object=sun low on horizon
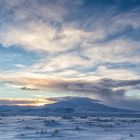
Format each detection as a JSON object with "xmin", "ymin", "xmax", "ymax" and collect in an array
[{"xmin": 0, "ymin": 0, "xmax": 140, "ymax": 110}]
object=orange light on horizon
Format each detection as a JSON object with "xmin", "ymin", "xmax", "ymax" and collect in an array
[{"xmin": 0, "ymin": 98, "xmax": 55, "ymax": 106}]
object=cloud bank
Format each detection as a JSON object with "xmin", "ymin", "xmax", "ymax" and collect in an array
[{"xmin": 0, "ymin": 0, "xmax": 140, "ymax": 109}]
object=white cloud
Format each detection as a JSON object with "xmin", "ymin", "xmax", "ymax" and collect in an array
[
  {"xmin": 31, "ymin": 52, "xmax": 90, "ymax": 72},
  {"xmin": 0, "ymin": 0, "xmax": 140, "ymax": 84},
  {"xmin": 84, "ymin": 39, "xmax": 140, "ymax": 64},
  {"xmin": 94, "ymin": 66, "xmax": 139, "ymax": 80}
]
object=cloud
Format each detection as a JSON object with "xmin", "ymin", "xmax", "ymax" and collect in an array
[
  {"xmin": 0, "ymin": 0, "xmax": 69, "ymax": 24},
  {"xmin": 0, "ymin": 98, "xmax": 55, "ymax": 106},
  {"xmin": 30, "ymin": 52, "xmax": 90, "ymax": 73},
  {"xmin": 0, "ymin": 0, "xmax": 86, "ymax": 53},
  {"xmin": 83, "ymin": 39, "xmax": 140, "ymax": 65},
  {"xmin": 2, "ymin": 77, "xmax": 140, "ymax": 95},
  {"xmin": 0, "ymin": 22, "xmax": 105, "ymax": 53},
  {"xmin": 0, "ymin": 1, "xmax": 140, "ymax": 78},
  {"xmin": 92, "ymin": 66, "xmax": 139, "ymax": 80},
  {"xmin": 1, "ymin": 75, "xmax": 140, "ymax": 109},
  {"xmin": 0, "ymin": 0, "xmax": 140, "ymax": 110},
  {"xmin": 15, "ymin": 64, "xmax": 26, "ymax": 68}
]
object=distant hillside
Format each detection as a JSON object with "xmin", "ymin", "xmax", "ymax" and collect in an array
[
  {"xmin": 44, "ymin": 97, "xmax": 134, "ymax": 114},
  {"xmin": 0, "ymin": 97, "xmax": 138, "ymax": 117}
]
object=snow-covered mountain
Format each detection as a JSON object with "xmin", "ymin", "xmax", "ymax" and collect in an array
[
  {"xmin": 44, "ymin": 97, "xmax": 134, "ymax": 114},
  {"xmin": 0, "ymin": 97, "xmax": 137, "ymax": 116}
]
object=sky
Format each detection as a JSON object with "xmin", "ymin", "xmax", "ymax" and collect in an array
[{"xmin": 0, "ymin": 0, "xmax": 140, "ymax": 110}]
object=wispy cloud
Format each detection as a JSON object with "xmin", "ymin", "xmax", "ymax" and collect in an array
[
  {"xmin": 0, "ymin": 0, "xmax": 140, "ymax": 109},
  {"xmin": 2, "ymin": 77, "xmax": 140, "ymax": 97},
  {"xmin": 0, "ymin": 98, "xmax": 55, "ymax": 106}
]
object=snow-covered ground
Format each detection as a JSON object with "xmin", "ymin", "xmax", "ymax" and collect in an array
[{"xmin": 0, "ymin": 115, "xmax": 140, "ymax": 140}]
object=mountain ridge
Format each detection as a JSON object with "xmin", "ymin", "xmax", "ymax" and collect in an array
[{"xmin": 0, "ymin": 97, "xmax": 138, "ymax": 116}]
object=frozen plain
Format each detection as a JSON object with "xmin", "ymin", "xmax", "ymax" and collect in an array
[{"xmin": 0, "ymin": 115, "xmax": 140, "ymax": 140}]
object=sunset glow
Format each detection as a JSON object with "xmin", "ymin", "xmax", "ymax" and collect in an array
[{"xmin": 0, "ymin": 0, "xmax": 140, "ymax": 110}]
